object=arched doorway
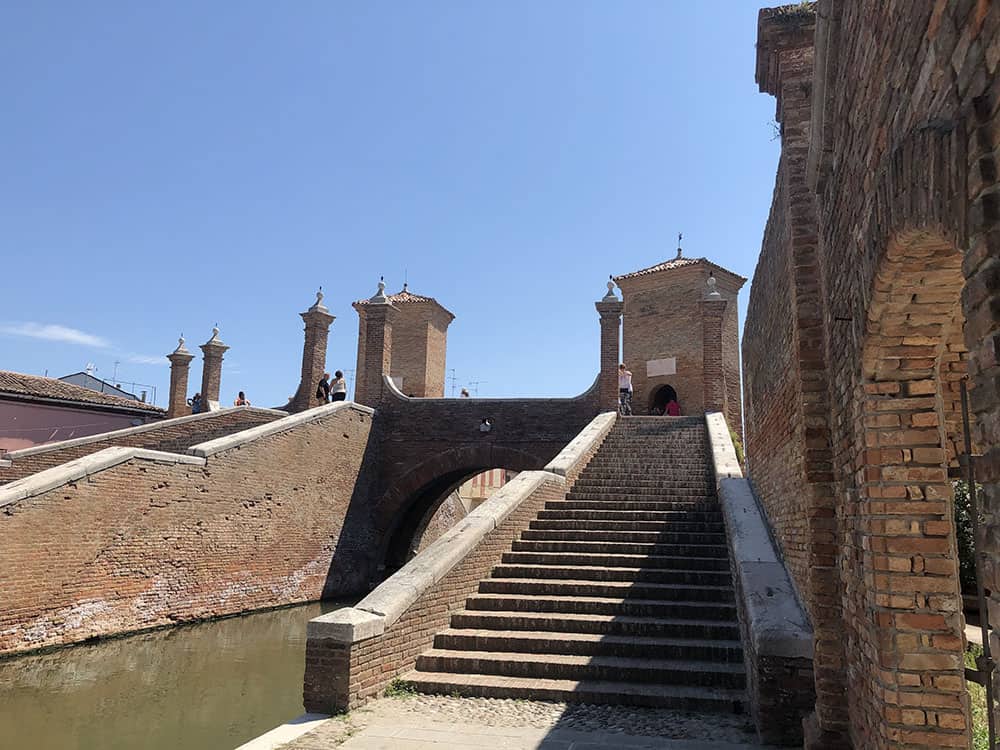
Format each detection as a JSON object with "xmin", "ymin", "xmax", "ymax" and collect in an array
[{"xmin": 649, "ymin": 384, "xmax": 678, "ymax": 415}]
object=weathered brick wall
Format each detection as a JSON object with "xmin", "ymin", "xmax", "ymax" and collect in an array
[
  {"xmin": 303, "ymin": 475, "xmax": 565, "ymax": 712},
  {"xmin": 619, "ymin": 266, "xmax": 742, "ymax": 418},
  {"xmin": 0, "ymin": 405, "xmax": 376, "ymax": 655},
  {"xmin": 747, "ymin": 2, "xmax": 1000, "ymax": 746},
  {"xmin": 372, "ymin": 385, "xmax": 599, "ymax": 567},
  {"xmin": 0, "ymin": 408, "xmax": 283, "ymax": 485},
  {"xmin": 412, "ymin": 491, "xmax": 468, "ymax": 553}
]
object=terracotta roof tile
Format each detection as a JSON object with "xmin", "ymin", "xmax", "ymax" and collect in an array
[
  {"xmin": 613, "ymin": 256, "xmax": 747, "ymax": 283},
  {"xmin": 354, "ymin": 287, "xmax": 455, "ymax": 318},
  {"xmin": 0, "ymin": 370, "xmax": 165, "ymax": 414}
]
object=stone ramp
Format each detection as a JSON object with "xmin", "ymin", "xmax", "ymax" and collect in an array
[{"xmin": 402, "ymin": 416, "xmax": 746, "ymax": 712}]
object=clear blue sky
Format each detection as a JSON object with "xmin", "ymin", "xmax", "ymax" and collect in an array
[{"xmin": 1, "ymin": 1, "xmax": 779, "ymax": 406}]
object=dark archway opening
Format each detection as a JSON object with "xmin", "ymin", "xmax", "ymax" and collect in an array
[
  {"xmin": 649, "ymin": 384, "xmax": 678, "ymax": 415},
  {"xmin": 382, "ymin": 467, "xmax": 486, "ymax": 575}
]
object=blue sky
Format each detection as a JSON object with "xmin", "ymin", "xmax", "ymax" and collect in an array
[{"xmin": 1, "ymin": 1, "xmax": 779, "ymax": 406}]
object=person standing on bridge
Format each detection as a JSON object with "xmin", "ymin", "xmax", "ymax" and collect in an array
[
  {"xmin": 330, "ymin": 371, "xmax": 347, "ymax": 402},
  {"xmin": 316, "ymin": 373, "xmax": 331, "ymax": 403},
  {"xmin": 665, "ymin": 397, "xmax": 680, "ymax": 417},
  {"xmin": 618, "ymin": 364, "xmax": 633, "ymax": 416}
]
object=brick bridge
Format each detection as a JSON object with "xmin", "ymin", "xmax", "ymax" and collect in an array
[{"xmin": 370, "ymin": 377, "xmax": 599, "ymax": 570}]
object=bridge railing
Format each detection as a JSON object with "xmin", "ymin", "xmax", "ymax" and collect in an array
[
  {"xmin": 705, "ymin": 411, "xmax": 814, "ymax": 745},
  {"xmin": 303, "ymin": 411, "xmax": 617, "ymax": 713}
]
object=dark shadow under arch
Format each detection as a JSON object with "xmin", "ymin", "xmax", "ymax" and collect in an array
[
  {"xmin": 648, "ymin": 384, "xmax": 678, "ymax": 415},
  {"xmin": 375, "ymin": 444, "xmax": 543, "ymax": 575}
]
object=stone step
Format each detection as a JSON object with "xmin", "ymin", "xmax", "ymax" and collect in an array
[
  {"xmin": 550, "ymin": 499, "xmax": 719, "ymax": 512},
  {"xmin": 401, "ymin": 671, "xmax": 746, "ymax": 712},
  {"xmin": 510, "ymin": 539, "xmax": 729, "ymax": 558},
  {"xmin": 415, "ymin": 649, "xmax": 746, "ymax": 689},
  {"xmin": 518, "ymin": 529, "xmax": 727, "ymax": 545},
  {"xmin": 448, "ymin": 609, "xmax": 742, "ymax": 640},
  {"xmin": 584, "ymin": 456, "xmax": 709, "ymax": 465},
  {"xmin": 529, "ymin": 518, "xmax": 725, "ymax": 533},
  {"xmin": 567, "ymin": 488, "xmax": 716, "ymax": 500},
  {"xmin": 433, "ymin": 629, "xmax": 744, "ymax": 662},
  {"xmin": 537, "ymin": 508, "xmax": 722, "ymax": 522},
  {"xmin": 501, "ymin": 551, "xmax": 731, "ymax": 571},
  {"xmin": 465, "ymin": 593, "xmax": 737, "ymax": 620},
  {"xmin": 573, "ymin": 480, "xmax": 714, "ymax": 492},
  {"xmin": 491, "ymin": 564, "xmax": 734, "ymax": 586},
  {"xmin": 479, "ymin": 577, "xmax": 735, "ymax": 602}
]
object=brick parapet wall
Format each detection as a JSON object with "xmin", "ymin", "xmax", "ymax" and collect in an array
[
  {"xmin": 303, "ymin": 412, "xmax": 614, "ymax": 712},
  {"xmin": 304, "ymin": 474, "xmax": 566, "ymax": 712},
  {"xmin": 707, "ymin": 411, "xmax": 815, "ymax": 746},
  {"xmin": 0, "ymin": 407, "xmax": 284, "ymax": 485},
  {"xmin": 0, "ymin": 403, "xmax": 376, "ymax": 656}
]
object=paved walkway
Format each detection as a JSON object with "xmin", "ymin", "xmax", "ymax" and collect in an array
[{"xmin": 273, "ymin": 696, "xmax": 785, "ymax": 750}]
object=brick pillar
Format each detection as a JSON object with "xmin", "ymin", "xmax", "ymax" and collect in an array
[
  {"xmin": 166, "ymin": 336, "xmax": 194, "ymax": 418},
  {"xmin": 199, "ymin": 327, "xmax": 229, "ymax": 411},
  {"xmin": 701, "ymin": 276, "xmax": 727, "ymax": 415},
  {"xmin": 356, "ymin": 280, "xmax": 396, "ymax": 408},
  {"xmin": 291, "ymin": 290, "xmax": 337, "ymax": 412},
  {"xmin": 595, "ymin": 279, "xmax": 623, "ymax": 412}
]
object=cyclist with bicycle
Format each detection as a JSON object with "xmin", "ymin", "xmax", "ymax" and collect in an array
[{"xmin": 618, "ymin": 364, "xmax": 633, "ymax": 416}]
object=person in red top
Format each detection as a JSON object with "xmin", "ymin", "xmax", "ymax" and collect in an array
[{"xmin": 665, "ymin": 398, "xmax": 681, "ymax": 416}]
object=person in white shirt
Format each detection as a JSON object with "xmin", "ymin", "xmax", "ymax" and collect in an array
[
  {"xmin": 618, "ymin": 364, "xmax": 633, "ymax": 415},
  {"xmin": 330, "ymin": 370, "xmax": 348, "ymax": 402}
]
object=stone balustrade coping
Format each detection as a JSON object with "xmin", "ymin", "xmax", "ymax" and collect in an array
[
  {"xmin": 2, "ymin": 405, "xmax": 287, "ymax": 461},
  {"xmin": 188, "ymin": 402, "xmax": 373, "ymax": 458}
]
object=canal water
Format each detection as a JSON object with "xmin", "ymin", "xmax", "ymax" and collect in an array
[{"xmin": 0, "ymin": 600, "xmax": 347, "ymax": 750}]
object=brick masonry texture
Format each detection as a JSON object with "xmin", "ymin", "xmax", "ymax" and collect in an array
[
  {"xmin": 371, "ymin": 384, "xmax": 599, "ymax": 569},
  {"xmin": 0, "ymin": 408, "xmax": 282, "ymax": 485},
  {"xmin": 616, "ymin": 264, "xmax": 744, "ymax": 432},
  {"xmin": 745, "ymin": 2, "xmax": 1000, "ymax": 747},
  {"xmin": 0, "ymin": 405, "xmax": 375, "ymax": 655}
]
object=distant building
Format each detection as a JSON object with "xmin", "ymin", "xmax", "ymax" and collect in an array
[
  {"xmin": 58, "ymin": 371, "xmax": 143, "ymax": 402},
  {"xmin": 0, "ymin": 370, "xmax": 165, "ymax": 452},
  {"xmin": 457, "ymin": 468, "xmax": 515, "ymax": 513}
]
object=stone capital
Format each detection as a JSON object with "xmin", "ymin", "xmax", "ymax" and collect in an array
[{"xmin": 595, "ymin": 300, "xmax": 624, "ymax": 318}]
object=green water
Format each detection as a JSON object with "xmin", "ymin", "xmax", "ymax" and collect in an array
[{"xmin": 0, "ymin": 601, "xmax": 346, "ymax": 750}]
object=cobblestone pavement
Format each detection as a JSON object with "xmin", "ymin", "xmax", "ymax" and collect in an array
[{"xmin": 278, "ymin": 695, "xmax": 784, "ymax": 749}]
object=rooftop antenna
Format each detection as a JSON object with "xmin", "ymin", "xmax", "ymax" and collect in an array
[
  {"xmin": 468, "ymin": 380, "xmax": 488, "ymax": 397},
  {"xmin": 448, "ymin": 368, "xmax": 457, "ymax": 397},
  {"xmin": 676, "ymin": 232, "xmax": 683, "ymax": 260}
]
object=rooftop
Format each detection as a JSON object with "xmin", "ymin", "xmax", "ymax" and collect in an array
[
  {"xmin": 613, "ymin": 256, "xmax": 747, "ymax": 284},
  {"xmin": 0, "ymin": 370, "xmax": 165, "ymax": 415},
  {"xmin": 354, "ymin": 284, "xmax": 456, "ymax": 319}
]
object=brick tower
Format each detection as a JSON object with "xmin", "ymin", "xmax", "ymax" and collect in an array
[
  {"xmin": 353, "ymin": 282, "xmax": 455, "ymax": 399},
  {"xmin": 614, "ymin": 246, "xmax": 745, "ymax": 430}
]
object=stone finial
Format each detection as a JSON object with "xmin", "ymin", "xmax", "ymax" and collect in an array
[
  {"xmin": 602, "ymin": 275, "xmax": 619, "ymax": 302},
  {"xmin": 172, "ymin": 335, "xmax": 190, "ymax": 355},
  {"xmin": 309, "ymin": 286, "xmax": 330, "ymax": 313},
  {"xmin": 705, "ymin": 272, "xmax": 722, "ymax": 300},
  {"xmin": 370, "ymin": 276, "xmax": 389, "ymax": 304}
]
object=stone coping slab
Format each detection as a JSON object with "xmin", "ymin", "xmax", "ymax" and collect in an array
[
  {"xmin": 0, "ymin": 447, "xmax": 206, "ymax": 509},
  {"xmin": 704, "ymin": 412, "xmax": 812, "ymax": 660},
  {"xmin": 544, "ymin": 412, "xmax": 616, "ymax": 477},
  {"xmin": 189, "ymin": 401, "xmax": 374, "ymax": 458},
  {"xmin": 382, "ymin": 373, "xmax": 600, "ymax": 402},
  {"xmin": 308, "ymin": 470, "xmax": 564, "ymax": 644},
  {"xmin": 2, "ymin": 405, "xmax": 286, "ymax": 460}
]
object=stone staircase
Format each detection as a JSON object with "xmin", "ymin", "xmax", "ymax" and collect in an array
[{"xmin": 403, "ymin": 416, "xmax": 746, "ymax": 712}]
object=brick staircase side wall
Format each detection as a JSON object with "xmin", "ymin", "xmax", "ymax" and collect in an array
[
  {"xmin": 304, "ymin": 474, "xmax": 566, "ymax": 712},
  {"xmin": 0, "ymin": 403, "xmax": 376, "ymax": 656},
  {"xmin": 303, "ymin": 412, "xmax": 615, "ymax": 713},
  {"xmin": 0, "ymin": 407, "xmax": 284, "ymax": 485}
]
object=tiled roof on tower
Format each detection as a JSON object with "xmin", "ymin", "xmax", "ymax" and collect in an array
[
  {"xmin": 354, "ymin": 283, "xmax": 455, "ymax": 320},
  {"xmin": 613, "ymin": 256, "xmax": 747, "ymax": 283}
]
